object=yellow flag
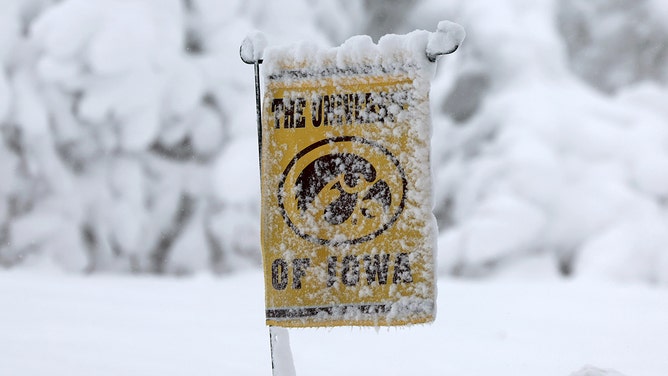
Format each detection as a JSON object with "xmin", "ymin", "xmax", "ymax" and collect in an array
[{"xmin": 260, "ymin": 34, "xmax": 437, "ymax": 327}]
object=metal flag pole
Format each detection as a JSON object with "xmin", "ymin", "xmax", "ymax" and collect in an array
[
  {"xmin": 240, "ymin": 33, "xmax": 297, "ymax": 376},
  {"xmin": 240, "ymin": 35, "xmax": 265, "ymax": 169},
  {"xmin": 268, "ymin": 326, "xmax": 296, "ymax": 376},
  {"xmin": 238, "ymin": 20, "xmax": 465, "ymax": 374}
]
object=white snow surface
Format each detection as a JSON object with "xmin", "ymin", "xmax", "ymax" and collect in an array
[{"xmin": 0, "ymin": 271, "xmax": 666, "ymax": 376}]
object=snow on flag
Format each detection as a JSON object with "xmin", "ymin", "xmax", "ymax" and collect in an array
[{"xmin": 260, "ymin": 30, "xmax": 445, "ymax": 327}]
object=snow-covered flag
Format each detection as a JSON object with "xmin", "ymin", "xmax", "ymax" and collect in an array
[{"xmin": 258, "ymin": 23, "xmax": 463, "ymax": 327}]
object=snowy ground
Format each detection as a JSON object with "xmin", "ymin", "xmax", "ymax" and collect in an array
[{"xmin": 1, "ymin": 272, "xmax": 667, "ymax": 376}]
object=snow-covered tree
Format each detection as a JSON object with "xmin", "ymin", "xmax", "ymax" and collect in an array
[
  {"xmin": 0, "ymin": 0, "xmax": 358, "ymax": 274},
  {"xmin": 557, "ymin": 0, "xmax": 668, "ymax": 93},
  {"xmin": 407, "ymin": 0, "xmax": 668, "ymax": 285},
  {"xmin": 1, "ymin": 0, "xmax": 667, "ymax": 286}
]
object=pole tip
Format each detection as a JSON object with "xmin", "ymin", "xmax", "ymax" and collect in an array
[
  {"xmin": 426, "ymin": 20, "xmax": 466, "ymax": 62},
  {"xmin": 240, "ymin": 31, "xmax": 267, "ymax": 64}
]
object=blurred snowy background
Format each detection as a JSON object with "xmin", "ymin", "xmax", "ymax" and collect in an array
[{"xmin": 1, "ymin": 0, "xmax": 667, "ymax": 285}]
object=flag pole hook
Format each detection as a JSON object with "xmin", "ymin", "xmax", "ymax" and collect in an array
[{"xmin": 425, "ymin": 20, "xmax": 466, "ymax": 62}]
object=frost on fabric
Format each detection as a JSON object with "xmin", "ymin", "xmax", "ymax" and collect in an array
[{"xmin": 259, "ymin": 26, "xmax": 453, "ymax": 327}]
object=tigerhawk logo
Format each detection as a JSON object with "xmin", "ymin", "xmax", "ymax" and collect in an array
[{"xmin": 278, "ymin": 136, "xmax": 407, "ymax": 245}]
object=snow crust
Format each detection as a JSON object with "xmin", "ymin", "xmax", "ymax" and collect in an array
[{"xmin": 262, "ymin": 29, "xmax": 438, "ymax": 79}]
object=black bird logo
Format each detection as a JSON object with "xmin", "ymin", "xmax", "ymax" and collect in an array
[{"xmin": 295, "ymin": 153, "xmax": 391, "ymax": 226}]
